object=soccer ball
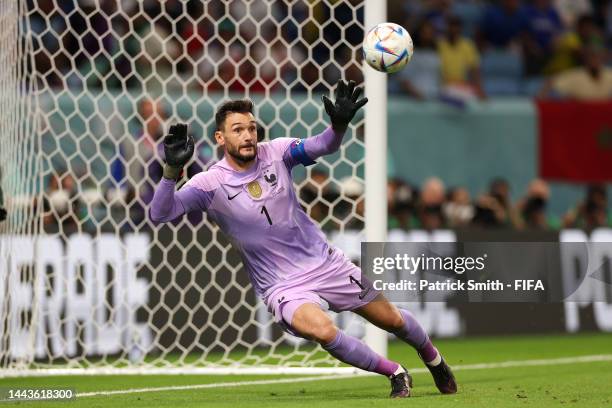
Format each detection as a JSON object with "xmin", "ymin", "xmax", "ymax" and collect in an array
[{"xmin": 362, "ymin": 22, "xmax": 413, "ymax": 73}]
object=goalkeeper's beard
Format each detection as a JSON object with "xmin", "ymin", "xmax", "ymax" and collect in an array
[{"xmin": 226, "ymin": 143, "xmax": 257, "ymax": 164}]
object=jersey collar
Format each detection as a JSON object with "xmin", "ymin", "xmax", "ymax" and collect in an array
[{"xmin": 214, "ymin": 153, "xmax": 261, "ymax": 186}]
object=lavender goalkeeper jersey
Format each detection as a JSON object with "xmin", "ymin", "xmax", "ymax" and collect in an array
[{"xmin": 150, "ymin": 127, "xmax": 344, "ymax": 297}]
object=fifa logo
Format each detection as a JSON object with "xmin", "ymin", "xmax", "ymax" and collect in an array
[{"xmin": 264, "ymin": 171, "xmax": 277, "ymax": 187}]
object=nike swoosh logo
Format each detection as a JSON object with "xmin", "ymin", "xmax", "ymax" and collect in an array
[
  {"xmin": 228, "ymin": 192, "xmax": 242, "ymax": 200},
  {"xmin": 358, "ymin": 287, "xmax": 372, "ymax": 300}
]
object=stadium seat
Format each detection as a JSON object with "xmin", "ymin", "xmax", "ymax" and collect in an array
[
  {"xmin": 451, "ymin": 2, "xmax": 485, "ymax": 37},
  {"xmin": 480, "ymin": 50, "xmax": 522, "ymax": 96},
  {"xmin": 483, "ymin": 78, "xmax": 521, "ymax": 96},
  {"xmin": 521, "ymin": 77, "xmax": 545, "ymax": 97}
]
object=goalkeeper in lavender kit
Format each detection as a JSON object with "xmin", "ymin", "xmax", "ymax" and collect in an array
[{"xmin": 150, "ymin": 80, "xmax": 456, "ymax": 398}]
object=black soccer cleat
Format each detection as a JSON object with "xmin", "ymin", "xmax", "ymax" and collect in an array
[
  {"xmin": 426, "ymin": 357, "xmax": 457, "ymax": 394},
  {"xmin": 389, "ymin": 365, "xmax": 413, "ymax": 398}
]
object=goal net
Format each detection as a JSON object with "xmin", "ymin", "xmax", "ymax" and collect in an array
[{"xmin": 0, "ymin": 0, "xmax": 374, "ymax": 375}]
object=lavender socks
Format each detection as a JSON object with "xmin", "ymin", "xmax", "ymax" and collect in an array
[
  {"xmin": 322, "ymin": 309, "xmax": 441, "ymax": 377},
  {"xmin": 323, "ymin": 330, "xmax": 399, "ymax": 376},
  {"xmin": 393, "ymin": 309, "xmax": 440, "ymax": 365}
]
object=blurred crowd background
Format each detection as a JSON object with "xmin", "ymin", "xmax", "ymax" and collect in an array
[
  {"xmin": 300, "ymin": 173, "xmax": 610, "ymax": 232},
  {"xmin": 41, "ymin": 162, "xmax": 610, "ymax": 234},
  {"xmin": 391, "ymin": 0, "xmax": 612, "ymax": 100},
  {"xmin": 18, "ymin": 0, "xmax": 612, "ymax": 234},
  {"xmin": 27, "ymin": 0, "xmax": 612, "ymax": 99}
]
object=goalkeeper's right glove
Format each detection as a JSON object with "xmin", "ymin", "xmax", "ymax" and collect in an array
[
  {"xmin": 162, "ymin": 123, "xmax": 194, "ymax": 180},
  {"xmin": 322, "ymin": 79, "xmax": 368, "ymax": 132}
]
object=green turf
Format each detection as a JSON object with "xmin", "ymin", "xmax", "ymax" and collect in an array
[{"xmin": 2, "ymin": 332, "xmax": 611, "ymax": 407}]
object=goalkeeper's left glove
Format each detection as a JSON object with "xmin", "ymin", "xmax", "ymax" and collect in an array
[
  {"xmin": 322, "ymin": 79, "xmax": 368, "ymax": 132},
  {"xmin": 162, "ymin": 123, "xmax": 194, "ymax": 180}
]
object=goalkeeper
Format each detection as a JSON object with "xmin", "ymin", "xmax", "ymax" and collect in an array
[{"xmin": 150, "ymin": 80, "xmax": 456, "ymax": 398}]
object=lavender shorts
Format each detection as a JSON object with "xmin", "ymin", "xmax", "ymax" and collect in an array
[{"xmin": 264, "ymin": 248, "xmax": 379, "ymax": 336}]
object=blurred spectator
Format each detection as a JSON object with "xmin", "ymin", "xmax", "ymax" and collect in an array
[
  {"xmin": 489, "ymin": 177, "xmax": 523, "ymax": 228},
  {"xmin": 515, "ymin": 178, "xmax": 559, "ymax": 229},
  {"xmin": 471, "ymin": 194, "xmax": 508, "ymax": 227},
  {"xmin": 522, "ymin": 0, "xmax": 564, "ymax": 76},
  {"xmin": 300, "ymin": 169, "xmax": 336, "ymax": 227},
  {"xmin": 478, "ymin": 0, "xmax": 528, "ymax": 49},
  {"xmin": 79, "ymin": 177, "xmax": 105, "ymax": 233},
  {"xmin": 539, "ymin": 43, "xmax": 612, "ymax": 100},
  {"xmin": 334, "ymin": 176, "xmax": 364, "ymax": 230},
  {"xmin": 603, "ymin": 1, "xmax": 612, "ymax": 45},
  {"xmin": 388, "ymin": 178, "xmax": 415, "ymax": 229},
  {"xmin": 585, "ymin": 183, "xmax": 608, "ymax": 210},
  {"xmin": 554, "ymin": 0, "xmax": 593, "ymax": 28},
  {"xmin": 43, "ymin": 172, "xmax": 79, "ymax": 234},
  {"xmin": 417, "ymin": 177, "xmax": 446, "ymax": 230},
  {"xmin": 563, "ymin": 184, "xmax": 610, "ymax": 230},
  {"xmin": 521, "ymin": 196, "xmax": 549, "ymax": 229},
  {"xmin": 545, "ymin": 14, "xmax": 603, "ymax": 75},
  {"xmin": 444, "ymin": 186, "xmax": 474, "ymax": 227},
  {"xmin": 470, "ymin": 177, "xmax": 515, "ymax": 228},
  {"xmin": 399, "ymin": 20, "xmax": 441, "ymax": 100},
  {"xmin": 525, "ymin": 178, "xmax": 551, "ymax": 201},
  {"xmin": 489, "ymin": 178, "xmax": 512, "ymax": 209},
  {"xmin": 389, "ymin": 0, "xmax": 425, "ymax": 35},
  {"xmin": 583, "ymin": 199, "xmax": 609, "ymax": 230},
  {"xmin": 424, "ymin": 0, "xmax": 453, "ymax": 36},
  {"xmin": 438, "ymin": 15, "xmax": 486, "ymax": 100}
]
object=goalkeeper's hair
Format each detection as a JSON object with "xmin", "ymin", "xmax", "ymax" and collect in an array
[{"xmin": 215, "ymin": 99, "xmax": 254, "ymax": 131}]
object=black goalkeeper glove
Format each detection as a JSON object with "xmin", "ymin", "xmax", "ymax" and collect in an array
[
  {"xmin": 322, "ymin": 79, "xmax": 368, "ymax": 132},
  {"xmin": 0, "ymin": 207, "xmax": 6, "ymax": 222},
  {"xmin": 162, "ymin": 123, "xmax": 194, "ymax": 180}
]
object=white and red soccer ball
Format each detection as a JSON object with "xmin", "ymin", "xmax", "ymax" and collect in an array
[{"xmin": 362, "ymin": 22, "xmax": 413, "ymax": 73}]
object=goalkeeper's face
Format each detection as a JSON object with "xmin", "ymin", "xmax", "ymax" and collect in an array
[{"xmin": 216, "ymin": 112, "xmax": 258, "ymax": 164}]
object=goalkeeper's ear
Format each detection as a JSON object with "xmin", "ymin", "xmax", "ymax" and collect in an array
[{"xmin": 214, "ymin": 130, "xmax": 225, "ymax": 146}]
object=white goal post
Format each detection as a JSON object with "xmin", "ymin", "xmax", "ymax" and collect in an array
[
  {"xmin": 0, "ymin": 0, "xmax": 387, "ymax": 376},
  {"xmin": 363, "ymin": 0, "xmax": 388, "ymax": 357}
]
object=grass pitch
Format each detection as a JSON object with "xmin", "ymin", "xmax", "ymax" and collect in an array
[{"xmin": 2, "ymin": 332, "xmax": 611, "ymax": 407}]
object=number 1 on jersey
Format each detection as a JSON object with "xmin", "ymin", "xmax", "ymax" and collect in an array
[{"xmin": 261, "ymin": 205, "xmax": 272, "ymax": 225}]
